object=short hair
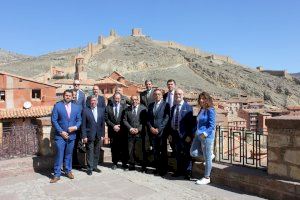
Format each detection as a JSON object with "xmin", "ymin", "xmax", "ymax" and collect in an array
[
  {"xmin": 153, "ymin": 88, "xmax": 162, "ymax": 93},
  {"xmin": 175, "ymin": 88, "xmax": 184, "ymax": 94},
  {"xmin": 73, "ymin": 79, "xmax": 80, "ymax": 85},
  {"xmin": 63, "ymin": 89, "xmax": 73, "ymax": 96},
  {"xmin": 131, "ymin": 95, "xmax": 139, "ymax": 100},
  {"xmin": 167, "ymin": 79, "xmax": 176, "ymax": 85},
  {"xmin": 198, "ymin": 92, "xmax": 214, "ymax": 108},
  {"xmin": 93, "ymin": 85, "xmax": 99, "ymax": 89},
  {"xmin": 90, "ymin": 95, "xmax": 98, "ymax": 101},
  {"xmin": 113, "ymin": 92, "xmax": 121, "ymax": 98},
  {"xmin": 144, "ymin": 80, "xmax": 152, "ymax": 85}
]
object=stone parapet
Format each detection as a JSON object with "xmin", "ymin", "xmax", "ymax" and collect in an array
[
  {"xmin": 193, "ymin": 162, "xmax": 300, "ymax": 200},
  {"xmin": 266, "ymin": 116, "xmax": 300, "ymax": 181}
]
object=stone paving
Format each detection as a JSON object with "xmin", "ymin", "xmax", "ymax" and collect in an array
[{"xmin": 0, "ymin": 163, "xmax": 266, "ymax": 200}]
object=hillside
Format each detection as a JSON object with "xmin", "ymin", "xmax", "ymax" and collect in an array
[
  {"xmin": 1, "ymin": 36, "xmax": 300, "ymax": 107},
  {"xmin": 0, "ymin": 48, "xmax": 32, "ymax": 65}
]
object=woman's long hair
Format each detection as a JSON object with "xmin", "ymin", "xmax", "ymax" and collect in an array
[{"xmin": 198, "ymin": 92, "xmax": 214, "ymax": 109}]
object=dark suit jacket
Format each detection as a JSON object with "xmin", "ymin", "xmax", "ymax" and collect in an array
[
  {"xmin": 105, "ymin": 103, "xmax": 127, "ymax": 138},
  {"xmin": 140, "ymin": 89, "xmax": 154, "ymax": 108},
  {"xmin": 147, "ymin": 101, "xmax": 170, "ymax": 137},
  {"xmin": 123, "ymin": 104, "xmax": 147, "ymax": 135},
  {"xmin": 86, "ymin": 95, "xmax": 105, "ymax": 108},
  {"xmin": 81, "ymin": 107, "xmax": 105, "ymax": 141},
  {"xmin": 51, "ymin": 101, "xmax": 82, "ymax": 140},
  {"xmin": 170, "ymin": 101, "xmax": 193, "ymax": 139},
  {"xmin": 107, "ymin": 95, "xmax": 131, "ymax": 106}
]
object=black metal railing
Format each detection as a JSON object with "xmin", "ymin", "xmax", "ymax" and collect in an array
[
  {"xmin": 215, "ymin": 126, "xmax": 268, "ymax": 169},
  {"xmin": 0, "ymin": 125, "xmax": 38, "ymax": 160}
]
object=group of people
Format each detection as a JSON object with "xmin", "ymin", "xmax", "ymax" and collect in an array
[{"xmin": 50, "ymin": 79, "xmax": 216, "ymax": 186}]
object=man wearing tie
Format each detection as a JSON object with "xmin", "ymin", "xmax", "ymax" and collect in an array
[
  {"xmin": 123, "ymin": 95, "xmax": 147, "ymax": 171},
  {"xmin": 82, "ymin": 96, "xmax": 105, "ymax": 175},
  {"xmin": 140, "ymin": 80, "xmax": 155, "ymax": 108},
  {"xmin": 105, "ymin": 92, "xmax": 128, "ymax": 170},
  {"xmin": 147, "ymin": 89, "xmax": 170, "ymax": 176},
  {"xmin": 163, "ymin": 79, "xmax": 176, "ymax": 155},
  {"xmin": 107, "ymin": 86, "xmax": 131, "ymax": 106},
  {"xmin": 50, "ymin": 90, "xmax": 82, "ymax": 183},
  {"xmin": 73, "ymin": 79, "xmax": 86, "ymax": 109},
  {"xmin": 72, "ymin": 80, "xmax": 85, "ymax": 168},
  {"xmin": 86, "ymin": 85, "xmax": 105, "ymax": 108},
  {"xmin": 170, "ymin": 89, "xmax": 194, "ymax": 179}
]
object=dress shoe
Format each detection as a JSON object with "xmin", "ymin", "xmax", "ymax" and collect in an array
[
  {"xmin": 111, "ymin": 164, "xmax": 117, "ymax": 170},
  {"xmin": 184, "ymin": 171, "xmax": 192, "ymax": 180},
  {"xmin": 122, "ymin": 164, "xmax": 129, "ymax": 171},
  {"xmin": 50, "ymin": 176, "xmax": 60, "ymax": 183},
  {"xmin": 128, "ymin": 165, "xmax": 135, "ymax": 171},
  {"xmin": 141, "ymin": 167, "xmax": 147, "ymax": 173},
  {"xmin": 87, "ymin": 170, "xmax": 92, "ymax": 176},
  {"xmin": 93, "ymin": 168, "xmax": 102, "ymax": 173},
  {"xmin": 172, "ymin": 172, "xmax": 182, "ymax": 177},
  {"xmin": 67, "ymin": 172, "xmax": 74, "ymax": 179}
]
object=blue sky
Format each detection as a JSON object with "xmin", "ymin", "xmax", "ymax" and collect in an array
[{"xmin": 0, "ymin": 0, "xmax": 299, "ymax": 72}]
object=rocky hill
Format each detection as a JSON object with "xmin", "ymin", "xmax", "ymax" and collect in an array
[
  {"xmin": 0, "ymin": 48, "xmax": 32, "ymax": 65},
  {"xmin": 1, "ymin": 36, "xmax": 300, "ymax": 107},
  {"xmin": 291, "ymin": 73, "xmax": 300, "ymax": 80}
]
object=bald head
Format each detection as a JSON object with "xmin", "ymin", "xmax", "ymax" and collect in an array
[{"xmin": 174, "ymin": 89, "xmax": 184, "ymax": 104}]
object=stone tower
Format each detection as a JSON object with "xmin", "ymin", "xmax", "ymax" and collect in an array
[{"xmin": 74, "ymin": 53, "xmax": 87, "ymax": 80}]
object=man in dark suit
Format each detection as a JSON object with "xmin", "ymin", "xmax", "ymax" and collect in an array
[
  {"xmin": 163, "ymin": 79, "xmax": 177, "ymax": 156},
  {"xmin": 123, "ymin": 95, "xmax": 147, "ymax": 171},
  {"xmin": 72, "ymin": 80, "xmax": 86, "ymax": 168},
  {"xmin": 86, "ymin": 85, "xmax": 105, "ymax": 108},
  {"xmin": 73, "ymin": 79, "xmax": 86, "ymax": 109},
  {"xmin": 82, "ymin": 96, "xmax": 105, "ymax": 175},
  {"xmin": 105, "ymin": 92, "xmax": 128, "ymax": 170},
  {"xmin": 50, "ymin": 89, "xmax": 82, "ymax": 183},
  {"xmin": 107, "ymin": 86, "xmax": 131, "ymax": 106},
  {"xmin": 170, "ymin": 89, "xmax": 193, "ymax": 179},
  {"xmin": 140, "ymin": 80, "xmax": 155, "ymax": 108},
  {"xmin": 147, "ymin": 89, "xmax": 170, "ymax": 176}
]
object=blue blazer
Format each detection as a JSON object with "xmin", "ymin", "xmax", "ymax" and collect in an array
[
  {"xmin": 147, "ymin": 101, "xmax": 170, "ymax": 137},
  {"xmin": 74, "ymin": 90, "xmax": 86, "ymax": 109},
  {"xmin": 196, "ymin": 107, "xmax": 216, "ymax": 139},
  {"xmin": 51, "ymin": 101, "xmax": 82, "ymax": 140},
  {"xmin": 170, "ymin": 101, "xmax": 193, "ymax": 139},
  {"xmin": 81, "ymin": 107, "xmax": 105, "ymax": 141}
]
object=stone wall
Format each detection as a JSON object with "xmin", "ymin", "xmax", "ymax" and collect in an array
[{"xmin": 266, "ymin": 116, "xmax": 300, "ymax": 181}]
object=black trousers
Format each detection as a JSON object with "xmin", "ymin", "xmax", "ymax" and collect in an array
[
  {"xmin": 128, "ymin": 134, "xmax": 146, "ymax": 168},
  {"xmin": 110, "ymin": 134, "xmax": 128, "ymax": 165},
  {"xmin": 86, "ymin": 138, "xmax": 101, "ymax": 171},
  {"xmin": 151, "ymin": 135, "xmax": 168, "ymax": 173},
  {"xmin": 173, "ymin": 131, "xmax": 192, "ymax": 174}
]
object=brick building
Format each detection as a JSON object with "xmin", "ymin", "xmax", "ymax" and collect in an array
[{"xmin": 0, "ymin": 71, "xmax": 58, "ymax": 109}]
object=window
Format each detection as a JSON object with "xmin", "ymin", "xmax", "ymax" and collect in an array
[
  {"xmin": 0, "ymin": 91, "xmax": 5, "ymax": 101},
  {"xmin": 32, "ymin": 89, "xmax": 41, "ymax": 100}
]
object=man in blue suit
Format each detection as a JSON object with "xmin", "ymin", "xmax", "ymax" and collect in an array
[
  {"xmin": 170, "ymin": 89, "xmax": 194, "ymax": 179},
  {"xmin": 147, "ymin": 89, "xmax": 170, "ymax": 176},
  {"xmin": 82, "ymin": 95, "xmax": 105, "ymax": 175},
  {"xmin": 50, "ymin": 89, "xmax": 82, "ymax": 183},
  {"xmin": 73, "ymin": 79, "xmax": 86, "ymax": 109}
]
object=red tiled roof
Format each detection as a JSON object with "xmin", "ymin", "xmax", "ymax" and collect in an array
[
  {"xmin": 0, "ymin": 106, "xmax": 53, "ymax": 119},
  {"xmin": 0, "ymin": 71, "xmax": 58, "ymax": 88},
  {"xmin": 96, "ymin": 77, "xmax": 127, "ymax": 87}
]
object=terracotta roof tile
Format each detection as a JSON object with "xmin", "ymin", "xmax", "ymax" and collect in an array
[{"xmin": 0, "ymin": 106, "xmax": 53, "ymax": 119}]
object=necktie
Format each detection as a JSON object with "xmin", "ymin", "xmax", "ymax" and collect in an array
[
  {"xmin": 167, "ymin": 92, "xmax": 173, "ymax": 107},
  {"xmin": 133, "ymin": 106, "xmax": 137, "ymax": 116},
  {"xmin": 114, "ymin": 105, "xmax": 119, "ymax": 118},
  {"xmin": 93, "ymin": 108, "xmax": 97, "ymax": 122},
  {"xmin": 66, "ymin": 103, "xmax": 71, "ymax": 119},
  {"xmin": 174, "ymin": 105, "xmax": 180, "ymax": 130}
]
